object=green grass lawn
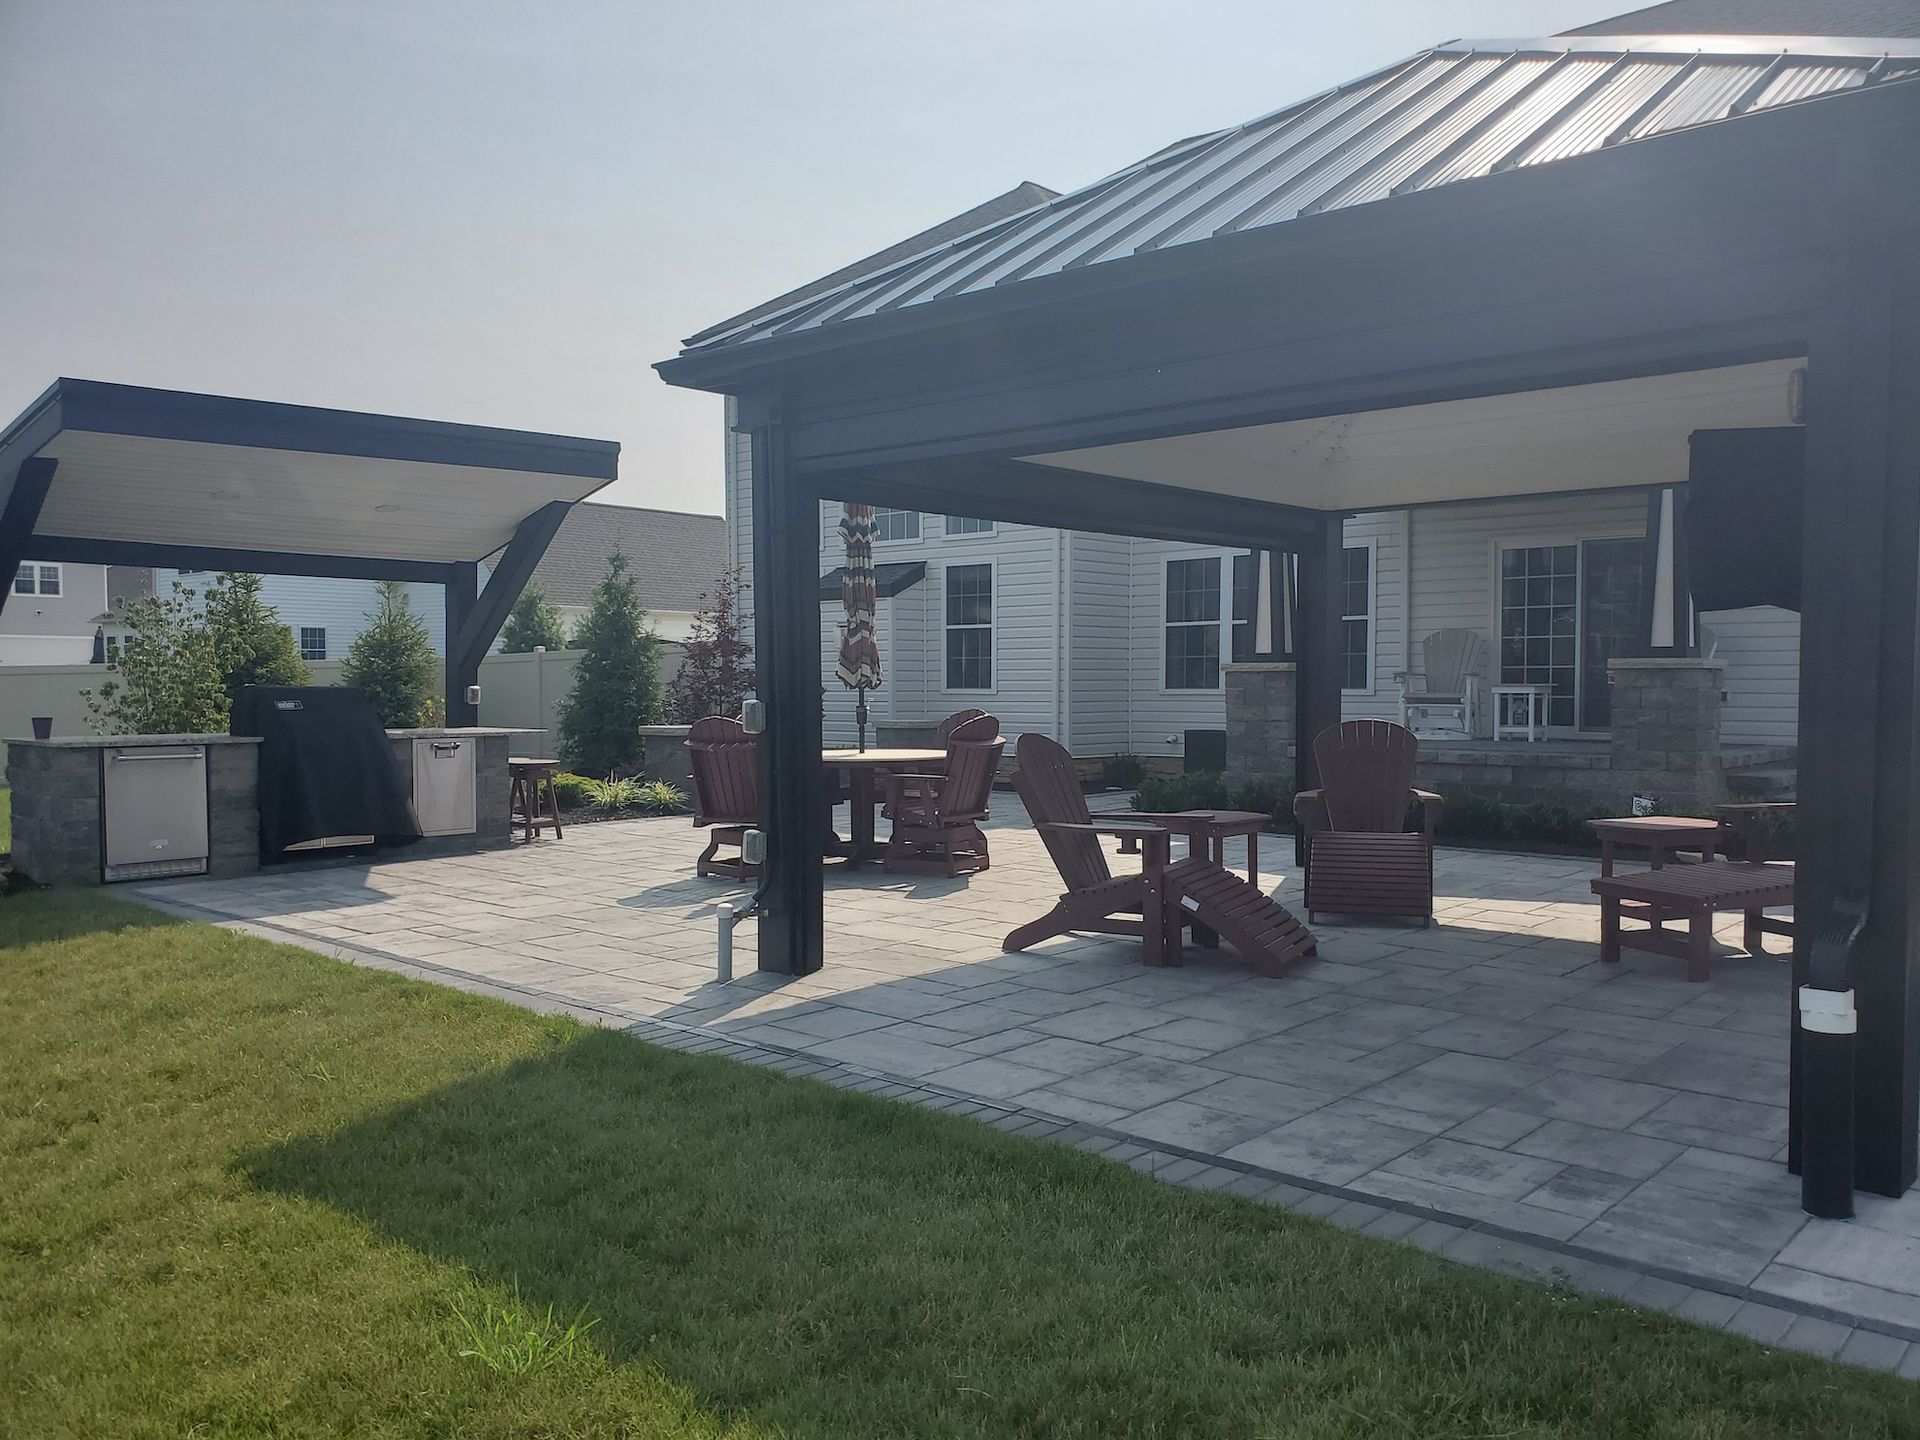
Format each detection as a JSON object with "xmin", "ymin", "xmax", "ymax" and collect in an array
[
  {"xmin": 0, "ymin": 786, "xmax": 11, "ymax": 852},
  {"xmin": 3, "ymin": 891, "xmax": 1915, "ymax": 1439}
]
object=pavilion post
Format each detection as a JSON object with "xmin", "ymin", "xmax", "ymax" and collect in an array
[
  {"xmin": 444, "ymin": 563, "xmax": 480, "ymax": 727},
  {"xmin": 0, "ymin": 457, "xmax": 57, "ymax": 625},
  {"xmin": 1793, "ymin": 223, "xmax": 1920, "ymax": 1199},
  {"xmin": 747, "ymin": 403, "xmax": 826, "ymax": 976},
  {"xmin": 1293, "ymin": 515, "xmax": 1344, "ymax": 796}
]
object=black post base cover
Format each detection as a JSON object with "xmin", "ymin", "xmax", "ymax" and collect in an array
[{"xmin": 231, "ymin": 686, "xmax": 423, "ymax": 859}]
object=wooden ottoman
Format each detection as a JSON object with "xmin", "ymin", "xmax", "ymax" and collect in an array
[{"xmin": 1590, "ymin": 861, "xmax": 1794, "ymax": 982}]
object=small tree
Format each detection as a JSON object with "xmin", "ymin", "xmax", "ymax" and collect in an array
[
  {"xmin": 556, "ymin": 553, "xmax": 660, "ymax": 775},
  {"xmin": 499, "ymin": 578, "xmax": 569, "ymax": 653},
  {"xmin": 84, "ymin": 582, "xmax": 229, "ymax": 735},
  {"xmin": 666, "ymin": 569, "xmax": 754, "ymax": 722},
  {"xmin": 340, "ymin": 580, "xmax": 438, "ymax": 726},
  {"xmin": 204, "ymin": 571, "xmax": 309, "ymax": 703}
]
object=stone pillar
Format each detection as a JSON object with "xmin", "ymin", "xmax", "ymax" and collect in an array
[
  {"xmin": 1224, "ymin": 662, "xmax": 1296, "ymax": 788},
  {"xmin": 1606, "ymin": 657, "xmax": 1727, "ymax": 812}
]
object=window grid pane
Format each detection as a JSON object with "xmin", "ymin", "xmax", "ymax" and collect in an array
[
  {"xmin": 37, "ymin": 565, "xmax": 60, "ymax": 596},
  {"xmin": 299, "ymin": 627, "xmax": 327, "ymax": 661},
  {"xmin": 944, "ymin": 515, "xmax": 992, "ymax": 535},
  {"xmin": 1165, "ymin": 623, "xmax": 1220, "ymax": 690},
  {"xmin": 1165, "ymin": 557, "xmax": 1221, "ymax": 624},
  {"xmin": 1499, "ymin": 544, "xmax": 1579, "ymax": 728},
  {"xmin": 944, "ymin": 564, "xmax": 992, "ymax": 689},
  {"xmin": 12, "ymin": 567, "xmax": 32, "ymax": 595},
  {"xmin": 873, "ymin": 508, "xmax": 920, "ymax": 542}
]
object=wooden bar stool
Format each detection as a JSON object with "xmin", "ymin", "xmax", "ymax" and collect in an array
[{"xmin": 509, "ymin": 758, "xmax": 564, "ymax": 841}]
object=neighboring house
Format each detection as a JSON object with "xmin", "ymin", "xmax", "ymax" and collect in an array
[
  {"xmin": 529, "ymin": 501, "xmax": 726, "ymax": 644},
  {"xmin": 150, "ymin": 572, "xmax": 452, "ymax": 662},
  {"xmin": 151, "ymin": 501, "xmax": 726, "ymax": 659},
  {"xmin": 718, "ymin": 5, "xmax": 1918, "ymax": 762},
  {"xmin": 1, "ymin": 561, "xmax": 152, "ymax": 664}
]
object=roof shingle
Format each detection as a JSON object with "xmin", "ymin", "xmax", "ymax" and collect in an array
[{"xmin": 531, "ymin": 502, "xmax": 727, "ymax": 614}]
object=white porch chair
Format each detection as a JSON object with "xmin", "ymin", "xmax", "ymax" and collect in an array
[{"xmin": 1396, "ymin": 628, "xmax": 1484, "ymax": 737}]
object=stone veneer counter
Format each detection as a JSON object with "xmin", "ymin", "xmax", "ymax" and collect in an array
[
  {"xmin": 6, "ymin": 734, "xmax": 262, "ymax": 886},
  {"xmin": 6, "ymin": 728, "xmax": 539, "ymax": 886}
]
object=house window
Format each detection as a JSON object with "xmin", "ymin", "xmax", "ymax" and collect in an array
[
  {"xmin": 1499, "ymin": 544, "xmax": 1580, "ymax": 729},
  {"xmin": 945, "ymin": 515, "xmax": 993, "ymax": 536},
  {"xmin": 944, "ymin": 563, "xmax": 993, "ymax": 690},
  {"xmin": 1164, "ymin": 555, "xmax": 1223, "ymax": 689},
  {"xmin": 299, "ymin": 627, "xmax": 327, "ymax": 661},
  {"xmin": 13, "ymin": 562, "xmax": 60, "ymax": 596},
  {"xmin": 872, "ymin": 508, "xmax": 920, "ymax": 543},
  {"xmin": 1342, "ymin": 545, "xmax": 1374, "ymax": 691}
]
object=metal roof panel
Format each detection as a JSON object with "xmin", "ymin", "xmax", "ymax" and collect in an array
[{"xmin": 682, "ymin": 35, "xmax": 1920, "ymax": 355}]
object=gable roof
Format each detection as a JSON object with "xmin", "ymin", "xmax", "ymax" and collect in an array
[
  {"xmin": 680, "ymin": 34, "xmax": 1920, "ymax": 357},
  {"xmin": 690, "ymin": 181, "xmax": 1061, "ymax": 345},
  {"xmin": 531, "ymin": 502, "xmax": 727, "ymax": 614},
  {"xmin": 1569, "ymin": 1, "xmax": 1920, "ymax": 38}
]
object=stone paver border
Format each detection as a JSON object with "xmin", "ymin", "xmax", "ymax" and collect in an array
[{"xmin": 128, "ymin": 888, "xmax": 1920, "ymax": 1378}]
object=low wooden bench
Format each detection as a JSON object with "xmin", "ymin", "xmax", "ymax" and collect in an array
[{"xmin": 1590, "ymin": 861, "xmax": 1794, "ymax": 983}]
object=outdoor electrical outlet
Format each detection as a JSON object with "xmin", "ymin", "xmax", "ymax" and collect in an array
[
  {"xmin": 465, "ymin": 685, "xmax": 482, "ymax": 706},
  {"xmin": 741, "ymin": 698, "xmax": 766, "ymax": 733},
  {"xmin": 742, "ymin": 830, "xmax": 766, "ymax": 866}
]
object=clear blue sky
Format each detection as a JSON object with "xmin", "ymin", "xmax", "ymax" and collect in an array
[{"xmin": 0, "ymin": 1, "xmax": 1617, "ymax": 514}]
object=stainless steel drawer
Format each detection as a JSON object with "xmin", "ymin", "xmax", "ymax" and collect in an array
[
  {"xmin": 102, "ymin": 746, "xmax": 209, "ymax": 881},
  {"xmin": 412, "ymin": 737, "xmax": 476, "ymax": 836}
]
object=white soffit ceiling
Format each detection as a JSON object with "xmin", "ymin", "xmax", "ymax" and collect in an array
[
  {"xmin": 1026, "ymin": 359, "xmax": 1802, "ymax": 510},
  {"xmin": 33, "ymin": 431, "xmax": 606, "ymax": 563}
]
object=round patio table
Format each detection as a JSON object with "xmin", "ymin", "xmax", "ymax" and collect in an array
[{"xmin": 822, "ymin": 748, "xmax": 946, "ymax": 867}]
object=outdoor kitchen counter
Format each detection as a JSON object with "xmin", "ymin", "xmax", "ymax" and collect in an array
[
  {"xmin": 7, "ymin": 733, "xmax": 262, "ymax": 748},
  {"xmin": 5, "ymin": 733, "xmax": 263, "ymax": 886},
  {"xmin": 6, "ymin": 729, "xmax": 546, "ymax": 887}
]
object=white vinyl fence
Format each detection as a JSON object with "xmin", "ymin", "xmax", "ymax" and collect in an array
[{"xmin": 0, "ymin": 643, "xmax": 683, "ymax": 770}]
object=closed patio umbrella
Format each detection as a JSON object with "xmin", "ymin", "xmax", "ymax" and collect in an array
[{"xmin": 835, "ymin": 502, "xmax": 883, "ymax": 751}]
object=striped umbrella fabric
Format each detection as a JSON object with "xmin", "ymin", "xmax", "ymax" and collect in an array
[{"xmin": 835, "ymin": 502, "xmax": 883, "ymax": 693}]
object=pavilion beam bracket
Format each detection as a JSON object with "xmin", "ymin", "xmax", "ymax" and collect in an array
[
  {"xmin": 0, "ymin": 457, "xmax": 57, "ymax": 626},
  {"xmin": 447, "ymin": 500, "xmax": 572, "ymax": 671}
]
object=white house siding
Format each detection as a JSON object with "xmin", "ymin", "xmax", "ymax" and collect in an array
[
  {"xmin": 1, "ymin": 560, "xmax": 109, "ymax": 664},
  {"xmin": 1339, "ymin": 511, "xmax": 1409, "ymax": 723},
  {"xmin": 1701, "ymin": 606, "xmax": 1800, "ymax": 746},
  {"xmin": 1064, "ymin": 532, "xmax": 1134, "ymax": 754}
]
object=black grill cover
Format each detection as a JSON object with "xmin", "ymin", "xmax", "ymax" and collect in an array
[
  {"xmin": 1686, "ymin": 427, "xmax": 1804, "ymax": 614},
  {"xmin": 231, "ymin": 686, "xmax": 421, "ymax": 858}
]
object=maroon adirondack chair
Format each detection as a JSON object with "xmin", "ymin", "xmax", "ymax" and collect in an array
[
  {"xmin": 686, "ymin": 715, "xmax": 759, "ymax": 879},
  {"xmin": 1006, "ymin": 734, "xmax": 1317, "ymax": 974},
  {"xmin": 1004, "ymin": 734, "xmax": 1183, "ymax": 965},
  {"xmin": 881, "ymin": 714, "xmax": 1005, "ymax": 876},
  {"xmin": 1294, "ymin": 720, "xmax": 1443, "ymax": 924},
  {"xmin": 883, "ymin": 708, "xmax": 993, "ymax": 820}
]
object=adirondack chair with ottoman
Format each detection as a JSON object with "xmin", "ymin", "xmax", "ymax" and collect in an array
[
  {"xmin": 1294, "ymin": 719, "xmax": 1443, "ymax": 925},
  {"xmin": 1005, "ymin": 734, "xmax": 1315, "ymax": 975},
  {"xmin": 686, "ymin": 715, "xmax": 759, "ymax": 879},
  {"xmin": 1396, "ymin": 627, "xmax": 1484, "ymax": 737},
  {"xmin": 881, "ymin": 714, "xmax": 1005, "ymax": 876}
]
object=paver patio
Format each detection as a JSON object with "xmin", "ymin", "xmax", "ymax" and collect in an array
[{"xmin": 128, "ymin": 800, "xmax": 1920, "ymax": 1352}]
